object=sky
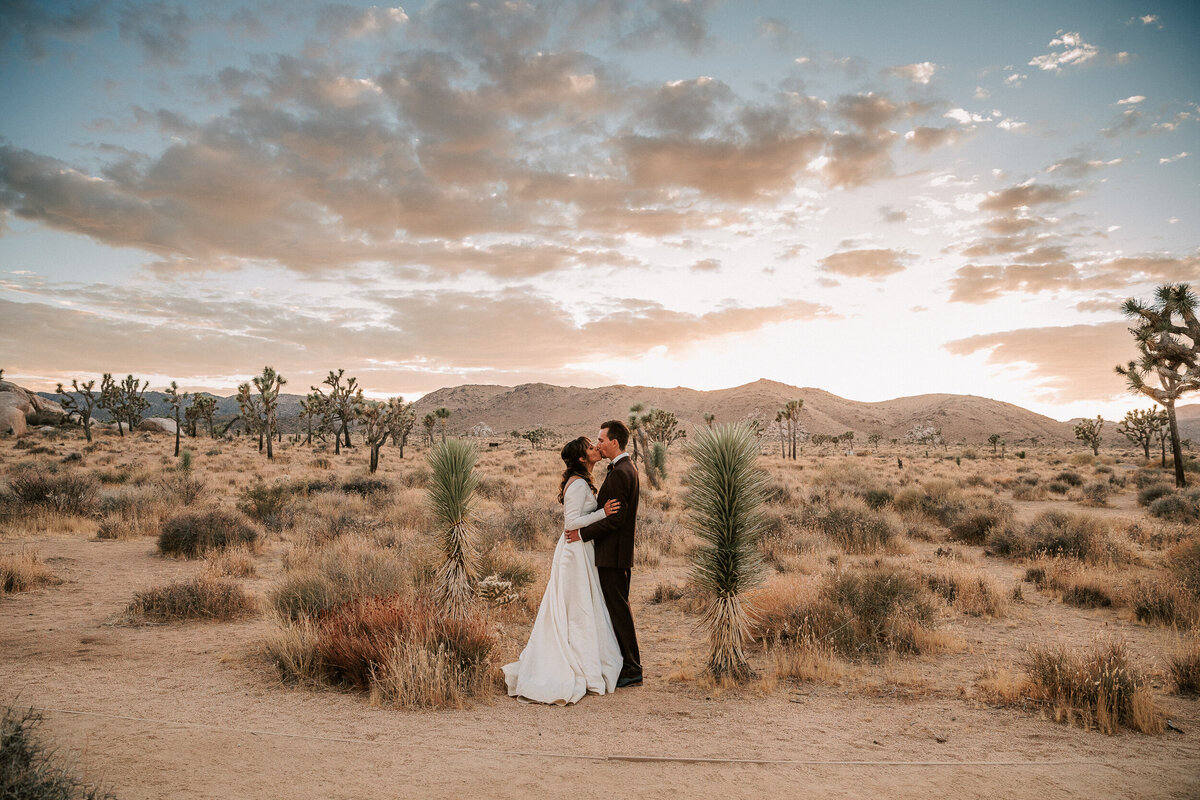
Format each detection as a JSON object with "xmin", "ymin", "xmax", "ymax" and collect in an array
[{"xmin": 1, "ymin": 0, "xmax": 1197, "ymax": 421}]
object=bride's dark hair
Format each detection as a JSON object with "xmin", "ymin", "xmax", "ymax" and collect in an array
[{"xmin": 557, "ymin": 436, "xmax": 596, "ymax": 504}]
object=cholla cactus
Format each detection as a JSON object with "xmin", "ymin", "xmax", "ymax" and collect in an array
[
  {"xmin": 686, "ymin": 423, "xmax": 767, "ymax": 682},
  {"xmin": 476, "ymin": 574, "xmax": 518, "ymax": 607},
  {"xmin": 427, "ymin": 438, "xmax": 480, "ymax": 618}
]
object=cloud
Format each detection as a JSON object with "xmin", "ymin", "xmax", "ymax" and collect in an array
[
  {"xmin": 905, "ymin": 126, "xmax": 962, "ymax": 151},
  {"xmin": 1028, "ymin": 30, "xmax": 1098, "ymax": 72},
  {"xmin": 978, "ymin": 182, "xmax": 1076, "ymax": 212},
  {"xmin": 1118, "ymin": 95, "xmax": 1146, "ymax": 105},
  {"xmin": 1045, "ymin": 156, "xmax": 1122, "ymax": 178},
  {"xmin": 116, "ymin": 1, "xmax": 193, "ymax": 67},
  {"xmin": 947, "ymin": 253, "xmax": 1200, "ymax": 303},
  {"xmin": 819, "ymin": 248, "xmax": 911, "ymax": 280},
  {"xmin": 1159, "ymin": 151, "xmax": 1189, "ymax": 165},
  {"xmin": 945, "ymin": 321, "xmax": 1132, "ymax": 402},
  {"xmin": 0, "ymin": 280, "xmax": 833, "ymax": 391},
  {"xmin": 0, "ymin": 0, "xmax": 108, "ymax": 58},
  {"xmin": 317, "ymin": 4, "xmax": 409, "ymax": 39},
  {"xmin": 691, "ymin": 258, "xmax": 721, "ymax": 272},
  {"xmin": 879, "ymin": 205, "xmax": 907, "ymax": 222},
  {"xmin": 887, "ymin": 62, "xmax": 938, "ymax": 85}
]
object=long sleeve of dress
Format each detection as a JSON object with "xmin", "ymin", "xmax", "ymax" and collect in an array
[{"xmin": 563, "ymin": 479, "xmax": 607, "ymax": 531}]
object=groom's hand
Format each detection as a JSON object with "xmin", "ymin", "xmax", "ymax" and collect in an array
[{"xmin": 564, "ymin": 529, "xmax": 580, "ymax": 543}]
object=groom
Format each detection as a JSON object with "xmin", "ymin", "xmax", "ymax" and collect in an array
[{"xmin": 565, "ymin": 419, "xmax": 642, "ymax": 687}]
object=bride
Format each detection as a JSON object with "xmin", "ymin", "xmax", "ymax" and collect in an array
[{"xmin": 502, "ymin": 436, "xmax": 624, "ymax": 704}]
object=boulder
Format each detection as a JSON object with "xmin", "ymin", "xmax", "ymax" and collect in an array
[
  {"xmin": 0, "ymin": 406, "xmax": 26, "ymax": 437},
  {"xmin": 137, "ymin": 417, "xmax": 181, "ymax": 435},
  {"xmin": 0, "ymin": 381, "xmax": 65, "ymax": 424}
]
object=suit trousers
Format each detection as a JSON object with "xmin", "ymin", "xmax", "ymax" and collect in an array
[{"xmin": 597, "ymin": 566, "xmax": 641, "ymax": 680}]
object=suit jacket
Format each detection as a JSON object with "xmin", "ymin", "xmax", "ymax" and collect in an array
[{"xmin": 579, "ymin": 454, "xmax": 639, "ymax": 569}]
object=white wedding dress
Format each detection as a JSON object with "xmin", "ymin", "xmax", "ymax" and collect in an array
[{"xmin": 502, "ymin": 478, "xmax": 623, "ymax": 704}]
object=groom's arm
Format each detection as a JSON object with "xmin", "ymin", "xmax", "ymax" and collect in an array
[{"xmin": 577, "ymin": 468, "xmax": 632, "ymax": 544}]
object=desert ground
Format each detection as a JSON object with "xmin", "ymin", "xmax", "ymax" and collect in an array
[{"xmin": 2, "ymin": 426, "xmax": 1199, "ymax": 799}]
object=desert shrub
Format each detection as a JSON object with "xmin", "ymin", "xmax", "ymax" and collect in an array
[
  {"xmin": 1011, "ymin": 482, "xmax": 1047, "ymax": 501},
  {"xmin": 91, "ymin": 467, "xmax": 131, "ymax": 485},
  {"xmin": 396, "ymin": 467, "xmax": 430, "ymax": 489},
  {"xmin": 924, "ymin": 565, "xmax": 1008, "ymax": 617},
  {"xmin": 158, "ymin": 509, "xmax": 259, "ymax": 558},
  {"xmin": 126, "ymin": 576, "xmax": 257, "ymax": 622},
  {"xmin": 475, "ymin": 475, "xmax": 519, "ymax": 504},
  {"xmin": 205, "ymin": 545, "xmax": 257, "ymax": 578},
  {"xmin": 1070, "ymin": 453, "xmax": 1096, "ymax": 467},
  {"xmin": 893, "ymin": 480, "xmax": 965, "ymax": 526},
  {"xmin": 762, "ymin": 477, "xmax": 794, "ymax": 506},
  {"xmin": 158, "ymin": 470, "xmax": 205, "ymax": 506},
  {"xmin": 340, "ymin": 476, "xmax": 390, "ymax": 498},
  {"xmin": 494, "ymin": 499, "xmax": 558, "ymax": 548},
  {"xmin": 650, "ymin": 581, "xmax": 688, "ymax": 604},
  {"xmin": 1046, "ymin": 480, "xmax": 1071, "ymax": 495},
  {"xmin": 313, "ymin": 593, "xmax": 494, "ymax": 709},
  {"xmin": 0, "ymin": 706, "xmax": 116, "ymax": 800},
  {"xmin": 1055, "ymin": 470, "xmax": 1083, "ymax": 487},
  {"xmin": 477, "ymin": 540, "xmax": 536, "ymax": 589},
  {"xmin": 1166, "ymin": 537, "xmax": 1200, "ymax": 596},
  {"xmin": 755, "ymin": 563, "xmax": 939, "ymax": 659},
  {"xmin": 804, "ymin": 499, "xmax": 899, "ymax": 553},
  {"xmin": 1129, "ymin": 577, "xmax": 1198, "ymax": 628},
  {"xmin": 1079, "ymin": 481, "xmax": 1110, "ymax": 507},
  {"xmin": 1170, "ymin": 639, "xmax": 1200, "ymax": 695},
  {"xmin": 1019, "ymin": 510, "xmax": 1127, "ymax": 563},
  {"xmin": 238, "ymin": 482, "xmax": 294, "ymax": 529},
  {"xmin": 1137, "ymin": 483, "xmax": 1174, "ymax": 507},
  {"xmin": 7, "ymin": 467, "xmax": 99, "ymax": 515},
  {"xmin": 270, "ymin": 537, "xmax": 407, "ymax": 621},
  {"xmin": 861, "ymin": 489, "xmax": 893, "ymax": 509},
  {"xmin": 0, "ymin": 551, "xmax": 61, "ymax": 593},
  {"xmin": 1148, "ymin": 490, "xmax": 1200, "ymax": 523},
  {"xmin": 947, "ymin": 497, "xmax": 1015, "ymax": 545},
  {"xmin": 1022, "ymin": 639, "xmax": 1162, "ymax": 734}
]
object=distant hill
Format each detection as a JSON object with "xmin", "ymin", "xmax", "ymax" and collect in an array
[
  {"xmin": 409, "ymin": 379, "xmax": 1077, "ymax": 444},
  {"xmin": 40, "ymin": 379, "xmax": 1200, "ymax": 446}
]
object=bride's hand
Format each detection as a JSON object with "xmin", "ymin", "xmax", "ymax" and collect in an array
[{"xmin": 603, "ymin": 499, "xmax": 620, "ymax": 516}]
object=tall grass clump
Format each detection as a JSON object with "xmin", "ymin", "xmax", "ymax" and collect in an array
[
  {"xmin": 1169, "ymin": 638, "xmax": 1200, "ymax": 695},
  {"xmin": 266, "ymin": 592, "xmax": 494, "ymax": 709},
  {"xmin": 0, "ymin": 706, "xmax": 116, "ymax": 800},
  {"xmin": 803, "ymin": 498, "xmax": 899, "ymax": 553},
  {"xmin": 126, "ymin": 576, "xmax": 257, "ymax": 623},
  {"xmin": 427, "ymin": 439, "xmax": 480, "ymax": 618},
  {"xmin": 157, "ymin": 509, "xmax": 259, "ymax": 558},
  {"xmin": 0, "ymin": 551, "xmax": 61, "ymax": 593},
  {"xmin": 991, "ymin": 510, "xmax": 1128, "ymax": 564},
  {"xmin": 7, "ymin": 467, "xmax": 99, "ymax": 516},
  {"xmin": 1021, "ymin": 639, "xmax": 1163, "ymax": 734},
  {"xmin": 270, "ymin": 535, "xmax": 408, "ymax": 621},
  {"xmin": 687, "ymin": 423, "xmax": 767, "ymax": 682}
]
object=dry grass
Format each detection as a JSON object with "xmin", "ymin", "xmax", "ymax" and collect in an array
[
  {"xmin": 158, "ymin": 509, "xmax": 260, "ymax": 558},
  {"xmin": 270, "ymin": 534, "xmax": 411, "ymax": 621},
  {"xmin": 126, "ymin": 576, "xmax": 258, "ymax": 623},
  {"xmin": 0, "ymin": 550, "xmax": 62, "ymax": 593},
  {"xmin": 989, "ymin": 510, "xmax": 1131, "ymax": 564},
  {"xmin": 923, "ymin": 562, "xmax": 1008, "ymax": 617},
  {"xmin": 204, "ymin": 544, "xmax": 258, "ymax": 578},
  {"xmin": 1168, "ymin": 637, "xmax": 1200, "ymax": 695}
]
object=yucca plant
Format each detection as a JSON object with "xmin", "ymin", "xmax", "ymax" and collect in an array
[
  {"xmin": 687, "ymin": 423, "xmax": 767, "ymax": 681},
  {"xmin": 427, "ymin": 438, "xmax": 480, "ymax": 618}
]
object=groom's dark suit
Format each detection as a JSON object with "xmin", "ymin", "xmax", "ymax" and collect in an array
[{"xmin": 579, "ymin": 453, "xmax": 642, "ymax": 683}]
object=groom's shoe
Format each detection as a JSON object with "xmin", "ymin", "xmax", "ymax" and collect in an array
[{"xmin": 616, "ymin": 675, "xmax": 643, "ymax": 688}]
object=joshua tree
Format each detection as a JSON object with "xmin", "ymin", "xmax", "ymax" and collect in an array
[
  {"xmin": 686, "ymin": 423, "xmax": 766, "ymax": 682},
  {"xmin": 868, "ymin": 432, "xmax": 883, "ymax": 452},
  {"xmin": 1153, "ymin": 411, "xmax": 1171, "ymax": 467},
  {"xmin": 389, "ymin": 400, "xmax": 416, "ymax": 458},
  {"xmin": 1115, "ymin": 283, "xmax": 1200, "ymax": 487},
  {"xmin": 841, "ymin": 430, "xmax": 855, "ymax": 451},
  {"xmin": 236, "ymin": 382, "xmax": 265, "ymax": 452},
  {"xmin": 783, "ymin": 399, "xmax": 804, "ymax": 459},
  {"xmin": 774, "ymin": 409, "xmax": 786, "ymax": 458},
  {"xmin": 703, "ymin": 412, "xmax": 715, "ymax": 428},
  {"xmin": 191, "ymin": 394, "xmax": 217, "ymax": 438},
  {"xmin": 422, "ymin": 412, "xmax": 437, "ymax": 447},
  {"xmin": 625, "ymin": 404, "xmax": 662, "ymax": 489},
  {"xmin": 99, "ymin": 373, "xmax": 149, "ymax": 436},
  {"xmin": 164, "ymin": 381, "xmax": 188, "ymax": 457},
  {"xmin": 56, "ymin": 378, "xmax": 97, "ymax": 442},
  {"xmin": 252, "ymin": 366, "xmax": 286, "ymax": 460},
  {"xmin": 434, "ymin": 406, "xmax": 451, "ymax": 442},
  {"xmin": 1074, "ymin": 415, "xmax": 1104, "ymax": 456},
  {"xmin": 521, "ymin": 427, "xmax": 553, "ymax": 450},
  {"xmin": 1118, "ymin": 408, "xmax": 1161, "ymax": 460},
  {"xmin": 427, "ymin": 438, "xmax": 480, "ymax": 618},
  {"xmin": 361, "ymin": 397, "xmax": 415, "ymax": 473},
  {"xmin": 642, "ymin": 408, "xmax": 686, "ymax": 448},
  {"xmin": 299, "ymin": 391, "xmax": 326, "ymax": 445},
  {"xmin": 312, "ymin": 369, "xmax": 363, "ymax": 454}
]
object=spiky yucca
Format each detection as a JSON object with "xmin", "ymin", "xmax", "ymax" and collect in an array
[
  {"xmin": 687, "ymin": 423, "xmax": 767, "ymax": 681},
  {"xmin": 427, "ymin": 439, "xmax": 480, "ymax": 618}
]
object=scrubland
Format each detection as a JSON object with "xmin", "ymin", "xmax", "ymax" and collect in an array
[{"xmin": 1, "ymin": 428, "xmax": 1199, "ymax": 799}]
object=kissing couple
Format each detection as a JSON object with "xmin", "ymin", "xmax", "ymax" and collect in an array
[{"xmin": 502, "ymin": 419, "xmax": 643, "ymax": 705}]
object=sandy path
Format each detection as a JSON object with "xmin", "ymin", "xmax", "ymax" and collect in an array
[{"xmin": 3, "ymin": 535, "xmax": 1199, "ymax": 800}]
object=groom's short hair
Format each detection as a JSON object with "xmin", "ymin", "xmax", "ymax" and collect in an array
[{"xmin": 600, "ymin": 419, "xmax": 629, "ymax": 450}]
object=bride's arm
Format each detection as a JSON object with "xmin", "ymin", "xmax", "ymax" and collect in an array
[{"xmin": 563, "ymin": 479, "xmax": 607, "ymax": 531}]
